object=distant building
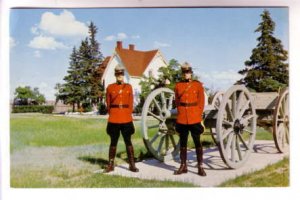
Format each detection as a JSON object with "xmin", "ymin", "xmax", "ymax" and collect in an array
[{"xmin": 99, "ymin": 41, "xmax": 168, "ymax": 105}]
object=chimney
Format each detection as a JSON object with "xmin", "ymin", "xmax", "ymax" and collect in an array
[
  {"xmin": 116, "ymin": 41, "xmax": 123, "ymax": 49},
  {"xmin": 129, "ymin": 44, "xmax": 135, "ymax": 51}
]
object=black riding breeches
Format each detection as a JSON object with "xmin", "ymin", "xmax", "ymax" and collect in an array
[
  {"xmin": 175, "ymin": 123, "xmax": 204, "ymax": 148},
  {"xmin": 106, "ymin": 122, "xmax": 135, "ymax": 147}
]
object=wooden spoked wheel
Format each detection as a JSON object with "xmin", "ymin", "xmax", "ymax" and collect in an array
[
  {"xmin": 273, "ymin": 87, "xmax": 289, "ymax": 153},
  {"xmin": 141, "ymin": 88, "xmax": 179, "ymax": 161},
  {"xmin": 216, "ymin": 85, "xmax": 257, "ymax": 168},
  {"xmin": 209, "ymin": 91, "xmax": 224, "ymax": 144}
]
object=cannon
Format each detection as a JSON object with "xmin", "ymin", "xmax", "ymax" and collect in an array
[{"xmin": 140, "ymin": 85, "xmax": 289, "ymax": 169}]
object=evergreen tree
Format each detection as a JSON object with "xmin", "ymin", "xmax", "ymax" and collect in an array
[
  {"xmin": 88, "ymin": 22, "xmax": 104, "ymax": 106},
  {"xmin": 55, "ymin": 21, "xmax": 104, "ymax": 112},
  {"xmin": 237, "ymin": 9, "xmax": 288, "ymax": 92},
  {"xmin": 55, "ymin": 47, "xmax": 83, "ymax": 111}
]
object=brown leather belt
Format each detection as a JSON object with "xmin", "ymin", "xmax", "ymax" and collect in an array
[
  {"xmin": 179, "ymin": 102, "xmax": 198, "ymax": 107},
  {"xmin": 110, "ymin": 104, "xmax": 129, "ymax": 108}
]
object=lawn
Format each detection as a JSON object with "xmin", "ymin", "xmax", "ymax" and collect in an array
[
  {"xmin": 10, "ymin": 113, "xmax": 194, "ymax": 187},
  {"xmin": 10, "ymin": 113, "xmax": 284, "ymax": 188}
]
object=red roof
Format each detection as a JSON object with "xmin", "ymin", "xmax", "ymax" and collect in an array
[
  {"xmin": 115, "ymin": 42, "xmax": 158, "ymax": 77},
  {"xmin": 97, "ymin": 56, "xmax": 111, "ymax": 74}
]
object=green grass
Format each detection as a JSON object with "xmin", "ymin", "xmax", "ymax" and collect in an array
[
  {"xmin": 10, "ymin": 114, "xmax": 143, "ymax": 152},
  {"xmin": 11, "ymin": 167, "xmax": 195, "ymax": 188},
  {"xmin": 10, "ymin": 113, "xmax": 279, "ymax": 188},
  {"xmin": 220, "ymin": 157, "xmax": 289, "ymax": 187}
]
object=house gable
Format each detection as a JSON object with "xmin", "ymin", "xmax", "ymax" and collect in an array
[{"xmin": 115, "ymin": 41, "xmax": 159, "ymax": 77}]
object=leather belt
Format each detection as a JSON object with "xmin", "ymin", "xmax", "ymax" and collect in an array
[
  {"xmin": 110, "ymin": 104, "xmax": 129, "ymax": 108},
  {"xmin": 179, "ymin": 102, "xmax": 198, "ymax": 107}
]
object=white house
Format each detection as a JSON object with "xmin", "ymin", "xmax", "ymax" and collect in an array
[{"xmin": 100, "ymin": 41, "xmax": 168, "ymax": 105}]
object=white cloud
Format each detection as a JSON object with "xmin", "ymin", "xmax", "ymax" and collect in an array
[
  {"xmin": 34, "ymin": 50, "xmax": 41, "ymax": 58},
  {"xmin": 104, "ymin": 32, "xmax": 128, "ymax": 41},
  {"xmin": 154, "ymin": 41, "xmax": 171, "ymax": 48},
  {"xmin": 37, "ymin": 10, "xmax": 88, "ymax": 37},
  {"xmin": 199, "ymin": 69, "xmax": 244, "ymax": 90},
  {"xmin": 131, "ymin": 35, "xmax": 140, "ymax": 39},
  {"xmin": 104, "ymin": 35, "xmax": 116, "ymax": 41},
  {"xmin": 38, "ymin": 82, "xmax": 56, "ymax": 100},
  {"xmin": 10, "ymin": 37, "xmax": 17, "ymax": 48},
  {"xmin": 28, "ymin": 35, "xmax": 68, "ymax": 50},
  {"xmin": 31, "ymin": 25, "xmax": 40, "ymax": 35},
  {"xmin": 117, "ymin": 33, "xmax": 127, "ymax": 40}
]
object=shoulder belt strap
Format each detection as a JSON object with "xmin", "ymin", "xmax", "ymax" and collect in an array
[
  {"xmin": 111, "ymin": 84, "xmax": 127, "ymax": 104},
  {"xmin": 178, "ymin": 82, "xmax": 193, "ymax": 100}
]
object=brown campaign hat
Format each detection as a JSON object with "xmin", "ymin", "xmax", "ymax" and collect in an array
[
  {"xmin": 114, "ymin": 64, "xmax": 125, "ymax": 75},
  {"xmin": 180, "ymin": 62, "xmax": 193, "ymax": 73}
]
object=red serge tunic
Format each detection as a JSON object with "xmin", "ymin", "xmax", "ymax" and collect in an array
[
  {"xmin": 175, "ymin": 80, "xmax": 205, "ymax": 125},
  {"xmin": 106, "ymin": 83, "xmax": 133, "ymax": 123}
]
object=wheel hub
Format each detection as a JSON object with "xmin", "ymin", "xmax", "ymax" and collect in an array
[{"xmin": 233, "ymin": 119, "xmax": 244, "ymax": 134}]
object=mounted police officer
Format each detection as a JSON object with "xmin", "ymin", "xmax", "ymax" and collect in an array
[
  {"xmin": 174, "ymin": 62, "xmax": 206, "ymax": 176},
  {"xmin": 104, "ymin": 65, "xmax": 139, "ymax": 173}
]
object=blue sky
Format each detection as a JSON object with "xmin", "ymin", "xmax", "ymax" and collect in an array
[{"xmin": 9, "ymin": 8, "xmax": 289, "ymax": 100}]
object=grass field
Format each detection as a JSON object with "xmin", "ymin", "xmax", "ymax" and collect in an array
[{"xmin": 10, "ymin": 113, "xmax": 286, "ymax": 188}]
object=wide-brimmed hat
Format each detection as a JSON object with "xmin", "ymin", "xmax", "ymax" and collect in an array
[
  {"xmin": 114, "ymin": 64, "xmax": 125, "ymax": 75},
  {"xmin": 180, "ymin": 62, "xmax": 193, "ymax": 73}
]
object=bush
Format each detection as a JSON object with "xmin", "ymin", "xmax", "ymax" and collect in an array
[
  {"xmin": 12, "ymin": 105, "xmax": 54, "ymax": 114},
  {"xmin": 98, "ymin": 102, "xmax": 107, "ymax": 115},
  {"xmin": 81, "ymin": 102, "xmax": 92, "ymax": 112}
]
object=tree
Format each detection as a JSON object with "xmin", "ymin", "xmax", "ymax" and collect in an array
[
  {"xmin": 55, "ymin": 47, "xmax": 83, "ymax": 111},
  {"xmin": 237, "ymin": 9, "xmax": 289, "ymax": 92},
  {"xmin": 136, "ymin": 59, "xmax": 182, "ymax": 112},
  {"xmin": 14, "ymin": 86, "xmax": 45, "ymax": 105},
  {"xmin": 55, "ymin": 21, "xmax": 104, "ymax": 112}
]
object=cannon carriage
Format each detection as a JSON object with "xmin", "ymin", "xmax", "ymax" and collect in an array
[{"xmin": 140, "ymin": 85, "xmax": 289, "ymax": 169}]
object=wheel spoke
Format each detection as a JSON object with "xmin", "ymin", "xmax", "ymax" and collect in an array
[
  {"xmin": 222, "ymin": 128, "xmax": 233, "ymax": 140},
  {"xmin": 238, "ymin": 100, "xmax": 250, "ymax": 119},
  {"xmin": 157, "ymin": 135, "xmax": 165, "ymax": 154},
  {"xmin": 152, "ymin": 98, "xmax": 162, "ymax": 113},
  {"xmin": 236, "ymin": 91, "xmax": 245, "ymax": 114},
  {"xmin": 244, "ymin": 129, "xmax": 255, "ymax": 135},
  {"xmin": 232, "ymin": 92, "xmax": 237, "ymax": 118},
  {"xmin": 241, "ymin": 114, "xmax": 254, "ymax": 127},
  {"xmin": 237, "ymin": 132, "xmax": 249, "ymax": 150},
  {"xmin": 226, "ymin": 103, "xmax": 234, "ymax": 121},
  {"xmin": 223, "ymin": 120, "xmax": 233, "ymax": 126},
  {"xmin": 160, "ymin": 92, "xmax": 167, "ymax": 110},
  {"xmin": 165, "ymin": 135, "xmax": 170, "ymax": 151},
  {"xmin": 150, "ymin": 132, "xmax": 160, "ymax": 144},
  {"xmin": 284, "ymin": 125, "xmax": 289, "ymax": 144},
  {"xmin": 148, "ymin": 124, "xmax": 159, "ymax": 129},
  {"xmin": 225, "ymin": 133, "xmax": 234, "ymax": 154},
  {"xmin": 231, "ymin": 134, "xmax": 236, "ymax": 161},
  {"xmin": 148, "ymin": 111, "xmax": 163, "ymax": 121},
  {"xmin": 168, "ymin": 94, "xmax": 175, "ymax": 110},
  {"xmin": 235, "ymin": 134, "xmax": 243, "ymax": 161}
]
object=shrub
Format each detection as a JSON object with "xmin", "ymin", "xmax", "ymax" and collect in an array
[{"xmin": 12, "ymin": 105, "xmax": 54, "ymax": 114}]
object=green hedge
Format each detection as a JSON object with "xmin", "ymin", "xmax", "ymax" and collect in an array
[{"xmin": 12, "ymin": 105, "xmax": 54, "ymax": 114}]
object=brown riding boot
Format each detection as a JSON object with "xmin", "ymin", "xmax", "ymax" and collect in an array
[
  {"xmin": 196, "ymin": 146, "xmax": 206, "ymax": 176},
  {"xmin": 104, "ymin": 146, "xmax": 117, "ymax": 173},
  {"xmin": 174, "ymin": 147, "xmax": 188, "ymax": 175},
  {"xmin": 126, "ymin": 146, "xmax": 139, "ymax": 172}
]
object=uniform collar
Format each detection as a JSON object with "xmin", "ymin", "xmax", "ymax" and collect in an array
[
  {"xmin": 116, "ymin": 81, "xmax": 124, "ymax": 85},
  {"xmin": 183, "ymin": 79, "xmax": 192, "ymax": 83}
]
